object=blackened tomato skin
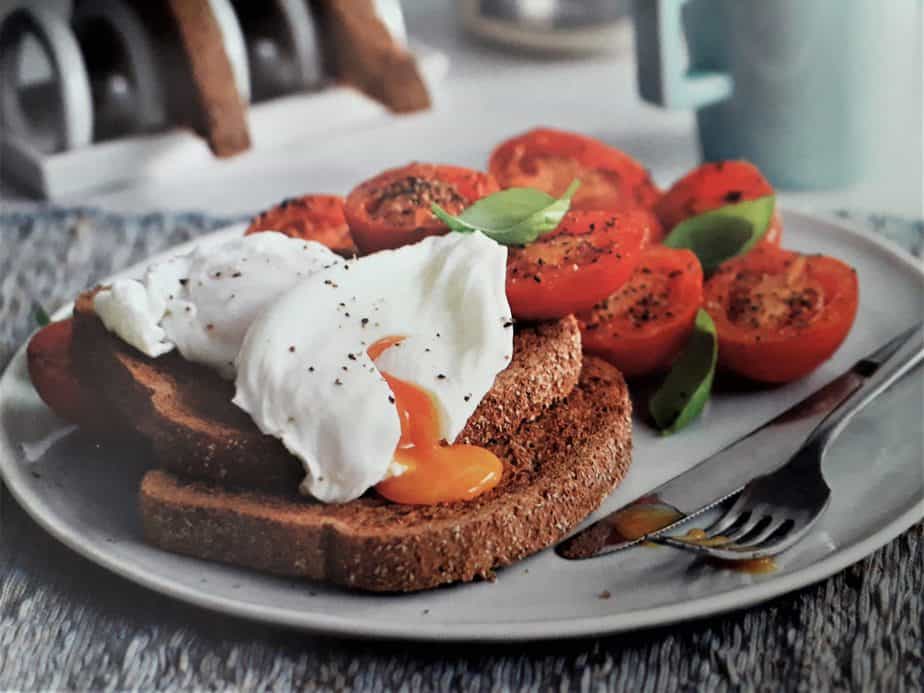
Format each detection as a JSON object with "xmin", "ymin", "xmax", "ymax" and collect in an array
[
  {"xmin": 345, "ymin": 163, "xmax": 500, "ymax": 254},
  {"xmin": 245, "ymin": 194, "xmax": 357, "ymax": 257},
  {"xmin": 506, "ymin": 209, "xmax": 648, "ymax": 320},
  {"xmin": 704, "ymin": 246, "xmax": 859, "ymax": 383},
  {"xmin": 578, "ymin": 246, "xmax": 704, "ymax": 377}
]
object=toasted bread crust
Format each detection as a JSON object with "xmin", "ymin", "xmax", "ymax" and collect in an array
[
  {"xmin": 458, "ymin": 316, "xmax": 581, "ymax": 444},
  {"xmin": 314, "ymin": 0, "xmax": 430, "ymax": 113},
  {"xmin": 166, "ymin": 0, "xmax": 251, "ymax": 156},
  {"xmin": 140, "ymin": 358, "xmax": 632, "ymax": 592},
  {"xmin": 72, "ymin": 293, "xmax": 582, "ymax": 493},
  {"xmin": 74, "ymin": 291, "xmax": 300, "ymax": 490}
]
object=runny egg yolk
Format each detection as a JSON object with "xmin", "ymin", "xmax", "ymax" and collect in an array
[{"xmin": 368, "ymin": 337, "xmax": 503, "ymax": 505}]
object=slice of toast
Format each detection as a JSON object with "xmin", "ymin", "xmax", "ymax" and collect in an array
[
  {"xmin": 313, "ymin": 0, "xmax": 431, "ymax": 113},
  {"xmin": 165, "ymin": 0, "xmax": 251, "ymax": 157},
  {"xmin": 72, "ymin": 291, "xmax": 582, "ymax": 493},
  {"xmin": 141, "ymin": 357, "xmax": 632, "ymax": 592}
]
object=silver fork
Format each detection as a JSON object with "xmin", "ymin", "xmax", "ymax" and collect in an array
[{"xmin": 656, "ymin": 323, "xmax": 924, "ymax": 562}]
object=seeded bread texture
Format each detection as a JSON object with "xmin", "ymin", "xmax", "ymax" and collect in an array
[
  {"xmin": 140, "ymin": 357, "xmax": 632, "ymax": 592},
  {"xmin": 72, "ymin": 292, "xmax": 582, "ymax": 493}
]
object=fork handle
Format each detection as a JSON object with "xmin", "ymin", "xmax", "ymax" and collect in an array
[{"xmin": 810, "ymin": 324, "xmax": 924, "ymax": 452}]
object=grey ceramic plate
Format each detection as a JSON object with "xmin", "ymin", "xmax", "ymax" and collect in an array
[{"xmin": 1, "ymin": 211, "xmax": 921, "ymax": 641}]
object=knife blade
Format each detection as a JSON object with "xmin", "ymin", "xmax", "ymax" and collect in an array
[{"xmin": 555, "ymin": 326, "xmax": 918, "ymax": 560}]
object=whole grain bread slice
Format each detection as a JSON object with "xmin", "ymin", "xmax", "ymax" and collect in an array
[
  {"xmin": 140, "ymin": 357, "xmax": 631, "ymax": 592},
  {"xmin": 72, "ymin": 292, "xmax": 582, "ymax": 493}
]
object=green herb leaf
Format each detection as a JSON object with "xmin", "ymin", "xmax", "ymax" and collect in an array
[
  {"xmin": 649, "ymin": 309, "xmax": 718, "ymax": 435},
  {"xmin": 663, "ymin": 195, "xmax": 775, "ymax": 273},
  {"xmin": 432, "ymin": 180, "xmax": 580, "ymax": 246},
  {"xmin": 436, "ymin": 188, "xmax": 556, "ymax": 232},
  {"xmin": 33, "ymin": 303, "xmax": 50, "ymax": 327}
]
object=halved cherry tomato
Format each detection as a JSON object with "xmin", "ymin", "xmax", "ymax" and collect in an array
[
  {"xmin": 655, "ymin": 160, "xmax": 783, "ymax": 248},
  {"xmin": 577, "ymin": 247, "xmax": 704, "ymax": 377},
  {"xmin": 245, "ymin": 194, "xmax": 357, "ymax": 257},
  {"xmin": 488, "ymin": 127, "xmax": 660, "ymax": 213},
  {"xmin": 506, "ymin": 210, "xmax": 647, "ymax": 320},
  {"xmin": 704, "ymin": 246, "xmax": 859, "ymax": 383},
  {"xmin": 344, "ymin": 162, "xmax": 500, "ymax": 254},
  {"xmin": 27, "ymin": 319, "xmax": 108, "ymax": 431}
]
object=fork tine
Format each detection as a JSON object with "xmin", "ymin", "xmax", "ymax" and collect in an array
[
  {"xmin": 745, "ymin": 510, "xmax": 826, "ymax": 556},
  {"xmin": 735, "ymin": 516, "xmax": 792, "ymax": 548},
  {"xmin": 702, "ymin": 512, "xmax": 744, "ymax": 540},
  {"xmin": 720, "ymin": 516, "xmax": 817, "ymax": 558},
  {"xmin": 721, "ymin": 511, "xmax": 767, "ymax": 543},
  {"xmin": 665, "ymin": 502, "xmax": 829, "ymax": 560},
  {"xmin": 704, "ymin": 494, "xmax": 749, "ymax": 537}
]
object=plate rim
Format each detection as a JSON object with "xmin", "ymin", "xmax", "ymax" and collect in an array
[{"xmin": 1, "ymin": 209, "xmax": 922, "ymax": 642}]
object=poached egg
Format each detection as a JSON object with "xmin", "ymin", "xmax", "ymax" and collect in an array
[
  {"xmin": 93, "ymin": 232, "xmax": 341, "ymax": 378},
  {"xmin": 93, "ymin": 229, "xmax": 513, "ymax": 504},
  {"xmin": 234, "ymin": 231, "xmax": 513, "ymax": 503}
]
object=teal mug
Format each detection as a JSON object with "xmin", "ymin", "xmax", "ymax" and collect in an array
[{"xmin": 632, "ymin": 0, "xmax": 880, "ymax": 189}]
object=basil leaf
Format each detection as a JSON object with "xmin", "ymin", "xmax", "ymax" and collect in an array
[
  {"xmin": 432, "ymin": 180, "xmax": 580, "ymax": 246},
  {"xmin": 442, "ymin": 188, "xmax": 556, "ymax": 231},
  {"xmin": 663, "ymin": 195, "xmax": 775, "ymax": 273},
  {"xmin": 34, "ymin": 303, "xmax": 50, "ymax": 327},
  {"xmin": 649, "ymin": 309, "xmax": 718, "ymax": 435}
]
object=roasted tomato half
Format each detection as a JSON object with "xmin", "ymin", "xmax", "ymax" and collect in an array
[
  {"xmin": 577, "ymin": 247, "xmax": 704, "ymax": 377},
  {"xmin": 655, "ymin": 160, "xmax": 783, "ymax": 248},
  {"xmin": 506, "ymin": 210, "xmax": 647, "ymax": 321},
  {"xmin": 704, "ymin": 246, "xmax": 859, "ymax": 383},
  {"xmin": 344, "ymin": 162, "xmax": 500, "ymax": 254},
  {"xmin": 27, "ymin": 319, "xmax": 107, "ymax": 431},
  {"xmin": 488, "ymin": 127, "xmax": 660, "ymax": 213},
  {"xmin": 245, "ymin": 194, "xmax": 357, "ymax": 257}
]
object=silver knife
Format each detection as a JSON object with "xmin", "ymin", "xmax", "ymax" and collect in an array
[{"xmin": 555, "ymin": 325, "xmax": 921, "ymax": 560}]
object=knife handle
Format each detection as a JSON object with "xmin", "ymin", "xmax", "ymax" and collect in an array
[{"xmin": 811, "ymin": 323, "xmax": 924, "ymax": 456}]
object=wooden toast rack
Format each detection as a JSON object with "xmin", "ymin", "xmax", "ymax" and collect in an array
[{"xmin": 0, "ymin": 0, "xmax": 447, "ymax": 198}]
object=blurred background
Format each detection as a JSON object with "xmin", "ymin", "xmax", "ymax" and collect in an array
[{"xmin": 0, "ymin": 0, "xmax": 920, "ymax": 218}]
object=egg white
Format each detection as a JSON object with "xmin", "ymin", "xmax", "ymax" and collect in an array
[
  {"xmin": 233, "ymin": 232, "xmax": 513, "ymax": 503},
  {"xmin": 94, "ymin": 232, "xmax": 341, "ymax": 378}
]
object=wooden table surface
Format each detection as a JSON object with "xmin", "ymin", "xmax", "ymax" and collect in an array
[{"xmin": 1, "ymin": 207, "xmax": 921, "ymax": 691}]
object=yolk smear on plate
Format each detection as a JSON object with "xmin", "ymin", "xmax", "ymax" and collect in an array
[
  {"xmin": 369, "ymin": 337, "xmax": 503, "ymax": 505},
  {"xmin": 606, "ymin": 502, "xmax": 685, "ymax": 542},
  {"xmin": 679, "ymin": 529, "xmax": 778, "ymax": 574}
]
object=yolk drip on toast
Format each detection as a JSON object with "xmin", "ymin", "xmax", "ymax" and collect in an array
[{"xmin": 369, "ymin": 337, "xmax": 503, "ymax": 505}]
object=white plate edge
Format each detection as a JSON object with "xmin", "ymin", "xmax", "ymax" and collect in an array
[{"xmin": 0, "ymin": 209, "xmax": 922, "ymax": 642}]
